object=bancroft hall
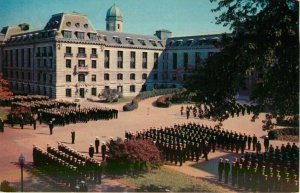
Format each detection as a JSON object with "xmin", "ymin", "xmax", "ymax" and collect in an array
[{"xmin": 0, "ymin": 4, "xmax": 229, "ymax": 100}]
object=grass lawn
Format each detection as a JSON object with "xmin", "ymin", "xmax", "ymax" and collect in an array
[
  {"xmin": 0, "ymin": 107, "xmax": 9, "ymax": 119},
  {"xmin": 118, "ymin": 166, "xmax": 233, "ymax": 192},
  {"xmin": 110, "ymin": 97, "xmax": 134, "ymax": 104}
]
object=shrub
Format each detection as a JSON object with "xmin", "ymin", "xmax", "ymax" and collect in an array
[
  {"xmin": 106, "ymin": 138, "xmax": 163, "ymax": 174},
  {"xmin": 0, "ymin": 180, "xmax": 16, "ymax": 192},
  {"xmin": 156, "ymin": 94, "xmax": 173, "ymax": 108},
  {"xmin": 123, "ymin": 99, "xmax": 139, "ymax": 111},
  {"xmin": 122, "ymin": 88, "xmax": 181, "ymax": 111},
  {"xmin": 268, "ymin": 127, "xmax": 299, "ymax": 140},
  {"xmin": 100, "ymin": 88, "xmax": 122, "ymax": 103}
]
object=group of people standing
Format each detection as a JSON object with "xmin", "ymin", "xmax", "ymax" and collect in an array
[
  {"xmin": 88, "ymin": 137, "xmax": 107, "ymax": 161},
  {"xmin": 218, "ymin": 142, "xmax": 299, "ymax": 192},
  {"xmin": 181, "ymin": 101, "xmax": 258, "ymax": 121}
]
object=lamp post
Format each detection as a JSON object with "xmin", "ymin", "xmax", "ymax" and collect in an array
[{"xmin": 18, "ymin": 154, "xmax": 25, "ymax": 192}]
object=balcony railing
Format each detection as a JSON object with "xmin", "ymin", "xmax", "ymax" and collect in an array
[
  {"xmin": 90, "ymin": 54, "xmax": 98, "ymax": 58},
  {"xmin": 77, "ymin": 53, "xmax": 87, "ymax": 58},
  {"xmin": 76, "ymin": 65, "xmax": 89, "ymax": 72},
  {"xmin": 64, "ymin": 53, "xmax": 73, "ymax": 57}
]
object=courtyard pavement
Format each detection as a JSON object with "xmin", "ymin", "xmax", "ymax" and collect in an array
[{"xmin": 0, "ymin": 96, "xmax": 296, "ymax": 192}]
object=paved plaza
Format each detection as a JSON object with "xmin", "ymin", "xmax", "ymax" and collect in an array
[{"xmin": 0, "ymin": 97, "xmax": 296, "ymax": 191}]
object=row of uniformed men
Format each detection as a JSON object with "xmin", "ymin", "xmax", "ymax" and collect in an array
[
  {"xmin": 218, "ymin": 156, "xmax": 298, "ymax": 192},
  {"xmin": 41, "ymin": 106, "xmax": 118, "ymax": 125},
  {"xmin": 33, "ymin": 144, "xmax": 102, "ymax": 191}
]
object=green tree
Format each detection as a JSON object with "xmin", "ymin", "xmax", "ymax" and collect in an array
[{"xmin": 186, "ymin": 0, "xmax": 299, "ymax": 121}]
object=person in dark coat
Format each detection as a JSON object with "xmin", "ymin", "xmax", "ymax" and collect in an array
[
  {"xmin": 95, "ymin": 137, "xmax": 100, "ymax": 153},
  {"xmin": 252, "ymin": 134, "xmax": 257, "ymax": 151},
  {"xmin": 256, "ymin": 141, "xmax": 261, "ymax": 154},
  {"xmin": 0, "ymin": 118, "xmax": 4, "ymax": 133},
  {"xmin": 49, "ymin": 121, "xmax": 54, "ymax": 135},
  {"xmin": 264, "ymin": 135, "xmax": 269, "ymax": 152},
  {"xmin": 218, "ymin": 158, "xmax": 224, "ymax": 181},
  {"xmin": 89, "ymin": 144, "xmax": 95, "ymax": 158},
  {"xmin": 247, "ymin": 134, "xmax": 252, "ymax": 150},
  {"xmin": 224, "ymin": 159, "xmax": 230, "ymax": 183},
  {"xmin": 101, "ymin": 142, "xmax": 106, "ymax": 161},
  {"xmin": 71, "ymin": 129, "xmax": 75, "ymax": 144}
]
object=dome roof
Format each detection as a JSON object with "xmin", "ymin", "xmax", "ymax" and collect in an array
[{"xmin": 106, "ymin": 4, "xmax": 122, "ymax": 19}]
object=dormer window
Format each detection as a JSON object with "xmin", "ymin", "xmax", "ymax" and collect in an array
[
  {"xmin": 157, "ymin": 41, "xmax": 163, "ymax": 47},
  {"xmin": 63, "ymin": 31, "xmax": 72, "ymax": 39},
  {"xmin": 66, "ymin": 22, "xmax": 71, "ymax": 27},
  {"xmin": 138, "ymin": 38, "xmax": 146, "ymax": 46},
  {"xmin": 113, "ymin": 36, "xmax": 122, "ymax": 44},
  {"xmin": 199, "ymin": 38, "xmax": 207, "ymax": 45},
  {"xmin": 176, "ymin": 40, "xmax": 183, "ymax": 46},
  {"xmin": 186, "ymin": 39, "xmax": 194, "ymax": 46},
  {"xmin": 126, "ymin": 37, "xmax": 134, "ymax": 45},
  {"xmin": 88, "ymin": 33, "xmax": 97, "ymax": 40},
  {"xmin": 84, "ymin": 24, "xmax": 88, "ymax": 29},
  {"xmin": 168, "ymin": 40, "xmax": 174, "ymax": 47},
  {"xmin": 149, "ymin": 39, "xmax": 157, "ymax": 47},
  {"xmin": 75, "ymin": 23, "xmax": 80, "ymax": 28},
  {"xmin": 76, "ymin": 32, "xmax": 85, "ymax": 40}
]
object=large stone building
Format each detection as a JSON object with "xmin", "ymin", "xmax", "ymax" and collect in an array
[{"xmin": 0, "ymin": 4, "xmax": 223, "ymax": 100}]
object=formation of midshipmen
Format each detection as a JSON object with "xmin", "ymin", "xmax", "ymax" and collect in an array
[
  {"xmin": 218, "ymin": 142, "xmax": 298, "ymax": 192},
  {"xmin": 125, "ymin": 122, "xmax": 271, "ymax": 164},
  {"xmin": 33, "ymin": 143, "xmax": 102, "ymax": 191},
  {"xmin": 41, "ymin": 106, "xmax": 118, "ymax": 126}
]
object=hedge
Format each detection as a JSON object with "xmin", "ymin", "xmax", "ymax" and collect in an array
[
  {"xmin": 268, "ymin": 127, "xmax": 299, "ymax": 140},
  {"xmin": 156, "ymin": 94, "xmax": 173, "ymax": 108},
  {"xmin": 123, "ymin": 88, "xmax": 181, "ymax": 111}
]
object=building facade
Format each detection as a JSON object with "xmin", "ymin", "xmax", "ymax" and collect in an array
[{"xmin": 0, "ymin": 5, "xmax": 223, "ymax": 100}]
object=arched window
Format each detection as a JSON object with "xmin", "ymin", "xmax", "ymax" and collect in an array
[
  {"xmin": 117, "ymin": 73, "xmax": 123, "ymax": 80},
  {"xmin": 130, "ymin": 73, "xmax": 135, "ymax": 80}
]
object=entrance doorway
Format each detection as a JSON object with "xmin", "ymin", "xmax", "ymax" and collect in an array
[{"xmin": 79, "ymin": 88, "xmax": 85, "ymax": 98}]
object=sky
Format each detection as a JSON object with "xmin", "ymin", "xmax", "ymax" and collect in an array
[{"xmin": 0, "ymin": 0, "xmax": 230, "ymax": 36}]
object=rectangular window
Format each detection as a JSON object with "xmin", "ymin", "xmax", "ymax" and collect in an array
[
  {"xmin": 130, "ymin": 51, "xmax": 136, "ymax": 68},
  {"xmin": 91, "ymin": 74, "xmax": 96, "ymax": 82},
  {"xmin": 78, "ymin": 74, "xmax": 85, "ymax": 82},
  {"xmin": 142, "ymin": 52, "xmax": 147, "ymax": 69},
  {"xmin": 66, "ymin": 47, "xmax": 72, "ymax": 54},
  {"xmin": 28, "ymin": 72, "xmax": 31, "ymax": 80},
  {"xmin": 142, "ymin": 73, "xmax": 147, "ymax": 80},
  {"xmin": 117, "ymin": 51, "xmax": 123, "ymax": 68},
  {"xmin": 173, "ymin": 53, "xmax": 177, "ymax": 69},
  {"xmin": 91, "ymin": 88, "xmax": 97, "ymax": 96},
  {"xmin": 195, "ymin": 52, "xmax": 201, "ymax": 69},
  {"xmin": 184, "ymin": 53, "xmax": 188, "ymax": 70},
  {"xmin": 10, "ymin": 50, "xmax": 13, "ymax": 66},
  {"xmin": 130, "ymin": 73, "xmax": 135, "ymax": 80},
  {"xmin": 63, "ymin": 31, "xmax": 72, "ymax": 39},
  {"xmin": 5, "ymin": 50, "xmax": 8, "ymax": 66},
  {"xmin": 49, "ymin": 74, "xmax": 52, "ymax": 84},
  {"xmin": 78, "ymin": 47, "xmax": 85, "ymax": 54},
  {"xmin": 154, "ymin": 52, "xmax": 159, "ymax": 69},
  {"xmin": 92, "ymin": 60, "xmax": 97, "ymax": 68},
  {"xmin": 43, "ymin": 59, "xmax": 47, "ymax": 67},
  {"xmin": 21, "ymin": 49, "xmax": 25, "ymax": 67},
  {"xmin": 21, "ymin": 72, "xmax": 24, "ymax": 79},
  {"xmin": 16, "ymin": 71, "xmax": 19, "ymax": 79},
  {"xmin": 49, "ymin": 59, "xmax": 53, "ymax": 68},
  {"xmin": 66, "ymin": 75, "xmax": 71, "ymax": 82},
  {"xmin": 48, "ymin": 46, "xmax": 53, "ymax": 56},
  {"xmin": 92, "ymin": 48, "xmax": 97, "ymax": 55},
  {"xmin": 27, "ymin": 48, "xmax": 31, "ymax": 67},
  {"xmin": 66, "ymin": 88, "xmax": 72, "ymax": 97},
  {"xmin": 16, "ymin": 49, "xmax": 19, "ymax": 67},
  {"xmin": 104, "ymin": 50, "xmax": 110, "ymax": 68},
  {"xmin": 76, "ymin": 32, "xmax": 85, "ymax": 40},
  {"xmin": 42, "ymin": 47, "xmax": 47, "ymax": 57},
  {"xmin": 66, "ymin": 59, "xmax": 71, "ymax": 68},
  {"xmin": 153, "ymin": 73, "xmax": 158, "ymax": 80},
  {"xmin": 130, "ymin": 85, "xmax": 135, "ymax": 92},
  {"xmin": 78, "ymin": 60, "xmax": 85, "ymax": 67}
]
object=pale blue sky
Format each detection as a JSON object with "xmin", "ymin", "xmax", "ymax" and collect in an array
[{"xmin": 0, "ymin": 0, "xmax": 230, "ymax": 36}]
